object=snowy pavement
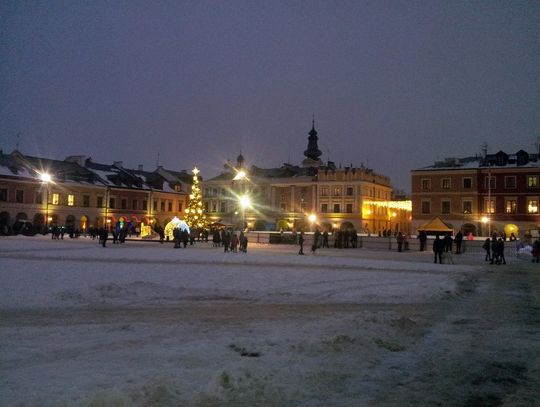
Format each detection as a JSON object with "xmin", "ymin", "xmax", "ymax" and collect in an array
[{"xmin": 4, "ymin": 235, "xmax": 535, "ymax": 407}]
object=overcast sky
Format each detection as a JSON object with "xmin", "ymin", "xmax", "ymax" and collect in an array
[{"xmin": 1, "ymin": 1, "xmax": 539, "ymax": 192}]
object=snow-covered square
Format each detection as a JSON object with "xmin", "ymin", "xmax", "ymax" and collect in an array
[{"xmin": 1, "ymin": 236, "xmax": 539, "ymax": 407}]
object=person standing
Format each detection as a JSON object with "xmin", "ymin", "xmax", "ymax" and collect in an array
[
  {"xmin": 418, "ymin": 230, "xmax": 427, "ymax": 251},
  {"xmin": 433, "ymin": 235, "xmax": 444, "ymax": 264},
  {"xmin": 298, "ymin": 231, "xmax": 305, "ymax": 255},
  {"xmin": 322, "ymin": 230, "xmax": 329, "ymax": 248},
  {"xmin": 396, "ymin": 232, "xmax": 404, "ymax": 252},
  {"xmin": 312, "ymin": 228, "xmax": 321, "ymax": 253},
  {"xmin": 483, "ymin": 238, "xmax": 492, "ymax": 262},
  {"xmin": 496, "ymin": 238, "xmax": 506, "ymax": 265},
  {"xmin": 454, "ymin": 230, "xmax": 463, "ymax": 254}
]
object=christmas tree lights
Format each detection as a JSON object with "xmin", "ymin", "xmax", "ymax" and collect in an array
[{"xmin": 184, "ymin": 167, "xmax": 208, "ymax": 229}]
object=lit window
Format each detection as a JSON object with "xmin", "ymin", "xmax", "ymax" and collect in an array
[
  {"xmin": 484, "ymin": 199, "xmax": 495, "ymax": 214},
  {"xmin": 462, "ymin": 201, "xmax": 472, "ymax": 214},
  {"xmin": 527, "ymin": 199, "xmax": 538, "ymax": 214},
  {"xmin": 527, "ymin": 176, "xmax": 539, "ymax": 188},
  {"xmin": 52, "ymin": 193, "xmax": 59, "ymax": 205},
  {"xmin": 505, "ymin": 199, "xmax": 517, "ymax": 214},
  {"xmin": 68, "ymin": 194, "xmax": 74, "ymax": 206}
]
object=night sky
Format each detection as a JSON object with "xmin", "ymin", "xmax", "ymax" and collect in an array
[{"xmin": 1, "ymin": 1, "xmax": 539, "ymax": 192}]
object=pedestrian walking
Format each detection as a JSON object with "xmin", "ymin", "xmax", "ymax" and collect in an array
[
  {"xmin": 483, "ymin": 238, "xmax": 492, "ymax": 262},
  {"xmin": 298, "ymin": 231, "xmax": 305, "ymax": 255},
  {"xmin": 433, "ymin": 235, "xmax": 444, "ymax": 264}
]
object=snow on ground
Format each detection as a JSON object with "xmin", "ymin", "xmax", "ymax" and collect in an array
[{"xmin": 0, "ymin": 235, "xmax": 487, "ymax": 407}]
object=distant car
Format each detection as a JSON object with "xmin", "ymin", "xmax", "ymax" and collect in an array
[{"xmin": 12, "ymin": 220, "xmax": 35, "ymax": 236}]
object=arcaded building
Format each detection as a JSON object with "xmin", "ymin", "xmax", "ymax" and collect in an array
[{"xmin": 411, "ymin": 149, "xmax": 540, "ymax": 237}]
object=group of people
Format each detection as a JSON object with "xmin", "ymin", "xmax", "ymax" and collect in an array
[
  {"xmin": 212, "ymin": 229, "xmax": 248, "ymax": 253},
  {"xmin": 482, "ymin": 234, "xmax": 507, "ymax": 265}
]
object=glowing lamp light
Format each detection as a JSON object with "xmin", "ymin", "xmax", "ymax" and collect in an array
[
  {"xmin": 233, "ymin": 170, "xmax": 247, "ymax": 181},
  {"xmin": 47, "ymin": 216, "xmax": 52, "ymax": 222},
  {"xmin": 481, "ymin": 216, "xmax": 489, "ymax": 224},
  {"xmin": 308, "ymin": 214, "xmax": 317, "ymax": 224},
  {"xmin": 39, "ymin": 172, "xmax": 52, "ymax": 183},
  {"xmin": 240, "ymin": 195, "xmax": 251, "ymax": 208},
  {"xmin": 365, "ymin": 209, "xmax": 372, "ymax": 215},
  {"xmin": 106, "ymin": 219, "xmax": 111, "ymax": 224},
  {"xmin": 392, "ymin": 212, "xmax": 397, "ymax": 217},
  {"xmin": 192, "ymin": 167, "xmax": 200, "ymax": 175}
]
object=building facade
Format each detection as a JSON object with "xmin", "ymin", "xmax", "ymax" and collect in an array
[
  {"xmin": 202, "ymin": 123, "xmax": 411, "ymax": 233},
  {"xmin": 0, "ymin": 150, "xmax": 191, "ymax": 234},
  {"xmin": 411, "ymin": 150, "xmax": 540, "ymax": 237}
]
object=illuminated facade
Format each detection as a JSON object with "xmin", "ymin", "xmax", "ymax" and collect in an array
[
  {"xmin": 0, "ymin": 150, "xmax": 190, "ymax": 234},
  {"xmin": 202, "ymin": 123, "xmax": 411, "ymax": 233},
  {"xmin": 411, "ymin": 149, "xmax": 540, "ymax": 237}
]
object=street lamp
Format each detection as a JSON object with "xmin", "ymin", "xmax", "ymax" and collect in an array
[
  {"xmin": 239, "ymin": 194, "xmax": 251, "ymax": 231},
  {"xmin": 308, "ymin": 213, "xmax": 317, "ymax": 231},
  {"xmin": 39, "ymin": 172, "xmax": 52, "ymax": 233},
  {"xmin": 482, "ymin": 216, "xmax": 490, "ymax": 237}
]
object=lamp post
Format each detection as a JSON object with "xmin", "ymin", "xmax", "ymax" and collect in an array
[
  {"xmin": 239, "ymin": 194, "xmax": 251, "ymax": 231},
  {"xmin": 39, "ymin": 172, "xmax": 52, "ymax": 234}
]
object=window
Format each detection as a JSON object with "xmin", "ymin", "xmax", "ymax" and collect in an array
[
  {"xmin": 421, "ymin": 179, "xmax": 431, "ymax": 190},
  {"xmin": 346, "ymin": 186, "xmax": 354, "ymax": 196},
  {"xmin": 142, "ymin": 200, "xmax": 148, "ymax": 210},
  {"xmin": 15, "ymin": 190, "xmax": 24, "ymax": 203},
  {"xmin": 484, "ymin": 199, "xmax": 495, "ymax": 214},
  {"xmin": 211, "ymin": 201, "xmax": 217, "ymax": 212},
  {"xmin": 220, "ymin": 202, "xmax": 226, "ymax": 213},
  {"xmin": 0, "ymin": 188, "xmax": 7, "ymax": 201},
  {"xmin": 346, "ymin": 203, "xmax": 353, "ymax": 213},
  {"xmin": 484, "ymin": 176, "xmax": 496, "ymax": 189},
  {"xmin": 463, "ymin": 178, "xmax": 472, "ymax": 189},
  {"xmin": 504, "ymin": 176, "xmax": 516, "ymax": 189},
  {"xmin": 121, "ymin": 199, "xmax": 127, "ymax": 209},
  {"xmin": 321, "ymin": 187, "xmax": 329, "ymax": 197},
  {"xmin": 441, "ymin": 200, "xmax": 451, "ymax": 214},
  {"xmin": 153, "ymin": 200, "xmax": 157, "ymax": 211},
  {"xmin": 168, "ymin": 201, "xmax": 172, "ymax": 212},
  {"xmin": 178, "ymin": 202, "xmax": 183, "ymax": 212},
  {"xmin": 97, "ymin": 196, "xmax": 103, "ymax": 208},
  {"xmin": 174, "ymin": 185, "xmax": 182, "ymax": 192},
  {"xmin": 204, "ymin": 202, "xmax": 209, "ymax": 212},
  {"xmin": 421, "ymin": 200, "xmax": 431, "ymax": 214},
  {"xmin": 109, "ymin": 198, "xmax": 116, "ymax": 209},
  {"xmin": 300, "ymin": 201, "xmax": 307, "ymax": 211},
  {"xmin": 212, "ymin": 188, "xmax": 218, "ymax": 196},
  {"xmin": 83, "ymin": 195, "xmax": 90, "ymax": 207},
  {"xmin": 505, "ymin": 199, "xmax": 517, "ymax": 214},
  {"xmin": 333, "ymin": 203, "xmax": 341, "ymax": 213},
  {"xmin": 527, "ymin": 199, "xmax": 538, "ymax": 214},
  {"xmin": 527, "ymin": 176, "xmax": 538, "ymax": 188},
  {"xmin": 160, "ymin": 201, "xmax": 165, "ymax": 212},
  {"xmin": 132, "ymin": 199, "xmax": 138, "ymax": 210},
  {"xmin": 441, "ymin": 178, "xmax": 451, "ymax": 189},
  {"xmin": 462, "ymin": 201, "xmax": 472, "ymax": 214},
  {"xmin": 52, "ymin": 193, "xmax": 59, "ymax": 205},
  {"xmin": 36, "ymin": 191, "xmax": 43, "ymax": 204},
  {"xmin": 280, "ymin": 203, "xmax": 287, "ymax": 211},
  {"xmin": 68, "ymin": 194, "xmax": 74, "ymax": 206},
  {"xmin": 332, "ymin": 187, "xmax": 341, "ymax": 196}
]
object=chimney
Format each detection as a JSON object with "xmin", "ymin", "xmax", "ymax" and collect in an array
[
  {"xmin": 138, "ymin": 164, "xmax": 143, "ymax": 171},
  {"xmin": 113, "ymin": 161, "xmax": 123, "ymax": 168}
]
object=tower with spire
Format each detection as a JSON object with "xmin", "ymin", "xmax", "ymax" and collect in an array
[{"xmin": 302, "ymin": 119, "xmax": 323, "ymax": 168}]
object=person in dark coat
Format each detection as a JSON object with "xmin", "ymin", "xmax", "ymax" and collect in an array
[
  {"xmin": 433, "ymin": 234, "xmax": 444, "ymax": 263},
  {"xmin": 99, "ymin": 227, "xmax": 108, "ymax": 248},
  {"xmin": 454, "ymin": 230, "xmax": 463, "ymax": 254},
  {"xmin": 483, "ymin": 238, "xmax": 491, "ymax": 262},
  {"xmin": 444, "ymin": 234, "xmax": 453, "ymax": 253},
  {"xmin": 312, "ymin": 228, "xmax": 321, "ymax": 253},
  {"xmin": 490, "ymin": 234, "xmax": 499, "ymax": 264},
  {"xmin": 298, "ymin": 231, "xmax": 305, "ymax": 255},
  {"xmin": 396, "ymin": 232, "xmax": 404, "ymax": 252},
  {"xmin": 418, "ymin": 230, "xmax": 427, "ymax": 251},
  {"xmin": 322, "ymin": 230, "xmax": 329, "ymax": 248},
  {"xmin": 496, "ymin": 238, "xmax": 506, "ymax": 265}
]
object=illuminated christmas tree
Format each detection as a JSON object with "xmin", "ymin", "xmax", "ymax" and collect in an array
[{"xmin": 184, "ymin": 167, "xmax": 208, "ymax": 229}]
